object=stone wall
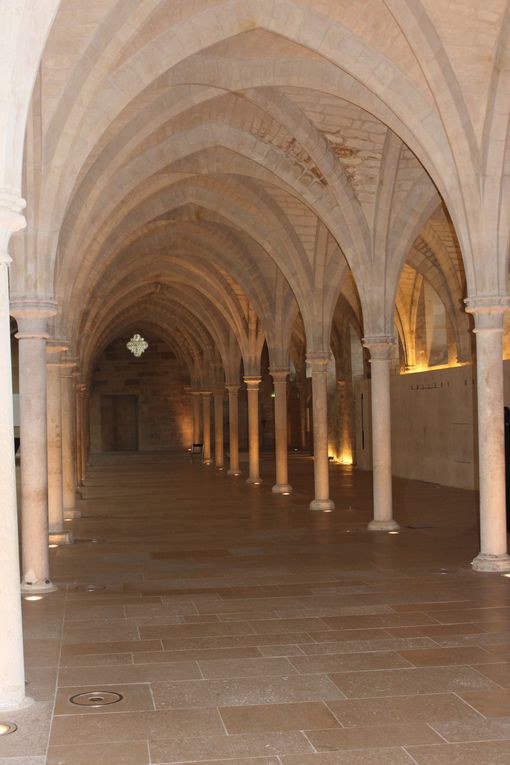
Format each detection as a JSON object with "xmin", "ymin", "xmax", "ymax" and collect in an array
[{"xmin": 89, "ymin": 335, "xmax": 192, "ymax": 452}]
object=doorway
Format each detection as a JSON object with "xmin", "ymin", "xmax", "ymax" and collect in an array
[{"xmin": 101, "ymin": 395, "xmax": 139, "ymax": 451}]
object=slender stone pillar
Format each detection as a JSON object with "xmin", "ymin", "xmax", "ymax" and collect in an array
[
  {"xmin": 75, "ymin": 381, "xmax": 83, "ymax": 486},
  {"xmin": 76, "ymin": 384, "xmax": 88, "ymax": 487},
  {"xmin": 296, "ymin": 380, "xmax": 308, "ymax": 449},
  {"xmin": 467, "ymin": 299, "xmax": 510, "ymax": 571},
  {"xmin": 62, "ymin": 364, "xmax": 80, "ymax": 519},
  {"xmin": 0, "ymin": 195, "xmax": 31, "ymax": 709},
  {"xmin": 226, "ymin": 384, "xmax": 241, "ymax": 475},
  {"xmin": 307, "ymin": 353, "xmax": 334, "ymax": 511},
  {"xmin": 363, "ymin": 336, "xmax": 399, "ymax": 531},
  {"xmin": 191, "ymin": 391, "xmax": 201, "ymax": 445},
  {"xmin": 47, "ymin": 349, "xmax": 73, "ymax": 545},
  {"xmin": 213, "ymin": 389, "xmax": 224, "ymax": 469},
  {"xmin": 11, "ymin": 305, "xmax": 57, "ymax": 593},
  {"xmin": 245, "ymin": 376, "xmax": 262, "ymax": 484},
  {"xmin": 202, "ymin": 391, "xmax": 212, "ymax": 465},
  {"xmin": 271, "ymin": 369, "xmax": 292, "ymax": 494}
]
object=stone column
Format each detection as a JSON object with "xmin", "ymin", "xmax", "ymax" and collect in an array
[
  {"xmin": 61, "ymin": 364, "xmax": 80, "ymax": 519},
  {"xmin": 75, "ymin": 381, "xmax": 83, "ymax": 486},
  {"xmin": 271, "ymin": 369, "xmax": 292, "ymax": 494},
  {"xmin": 213, "ymin": 388, "xmax": 224, "ymax": 469},
  {"xmin": 467, "ymin": 299, "xmax": 510, "ymax": 571},
  {"xmin": 46, "ymin": 349, "xmax": 73, "ymax": 545},
  {"xmin": 296, "ymin": 380, "xmax": 308, "ymax": 449},
  {"xmin": 0, "ymin": 195, "xmax": 31, "ymax": 709},
  {"xmin": 226, "ymin": 384, "xmax": 241, "ymax": 476},
  {"xmin": 245, "ymin": 376, "xmax": 262, "ymax": 484},
  {"xmin": 202, "ymin": 391, "xmax": 212, "ymax": 465},
  {"xmin": 11, "ymin": 304, "xmax": 57, "ymax": 593},
  {"xmin": 191, "ymin": 391, "xmax": 201, "ymax": 445},
  {"xmin": 337, "ymin": 378, "xmax": 353, "ymax": 464},
  {"xmin": 363, "ymin": 336, "xmax": 399, "ymax": 531},
  {"xmin": 307, "ymin": 353, "xmax": 334, "ymax": 511},
  {"xmin": 76, "ymin": 384, "xmax": 88, "ymax": 487}
]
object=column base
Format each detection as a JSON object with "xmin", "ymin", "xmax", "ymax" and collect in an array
[
  {"xmin": 0, "ymin": 695, "xmax": 34, "ymax": 712},
  {"xmin": 310, "ymin": 498, "xmax": 335, "ymax": 512},
  {"xmin": 246, "ymin": 477, "xmax": 262, "ymax": 485},
  {"xmin": 48, "ymin": 531, "xmax": 74, "ymax": 545},
  {"xmin": 21, "ymin": 578, "xmax": 58, "ymax": 594},
  {"xmin": 472, "ymin": 552, "xmax": 510, "ymax": 572},
  {"xmin": 216, "ymin": 464, "xmax": 224, "ymax": 470},
  {"xmin": 227, "ymin": 469, "xmax": 242, "ymax": 476},
  {"xmin": 64, "ymin": 508, "xmax": 81, "ymax": 519},
  {"xmin": 202, "ymin": 459, "xmax": 213, "ymax": 466},
  {"xmin": 368, "ymin": 519, "xmax": 400, "ymax": 531},
  {"xmin": 272, "ymin": 483, "xmax": 293, "ymax": 495}
]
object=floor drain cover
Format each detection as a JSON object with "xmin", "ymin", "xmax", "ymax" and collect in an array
[
  {"xmin": 0, "ymin": 722, "xmax": 17, "ymax": 736},
  {"xmin": 74, "ymin": 583, "xmax": 107, "ymax": 592},
  {"xmin": 69, "ymin": 691, "xmax": 123, "ymax": 707}
]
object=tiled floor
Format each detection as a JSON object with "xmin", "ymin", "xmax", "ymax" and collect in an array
[{"xmin": 2, "ymin": 451, "xmax": 510, "ymax": 765}]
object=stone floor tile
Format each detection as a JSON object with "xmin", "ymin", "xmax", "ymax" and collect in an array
[
  {"xmin": 149, "ymin": 731, "xmax": 313, "ymax": 763},
  {"xmin": 289, "ymin": 651, "xmax": 411, "ymax": 674},
  {"xmin": 220, "ymin": 701, "xmax": 340, "ymax": 733},
  {"xmin": 430, "ymin": 716, "xmax": 510, "ymax": 742},
  {"xmin": 151, "ymin": 674, "xmax": 345, "ymax": 709},
  {"xmin": 299, "ymin": 637, "xmax": 436, "ymax": 655},
  {"xmin": 469, "ymin": 662, "xmax": 510, "ymax": 686},
  {"xmin": 0, "ymin": 701, "xmax": 52, "ymax": 759},
  {"xmin": 139, "ymin": 622, "xmax": 254, "ymax": 639},
  {"xmin": 406, "ymin": 741, "xmax": 510, "ymax": 764},
  {"xmin": 49, "ymin": 708, "xmax": 224, "ymax": 745},
  {"xmin": 330, "ymin": 666, "xmax": 502, "ymax": 698},
  {"xmin": 397, "ymin": 646, "xmax": 501, "ymax": 666},
  {"xmin": 133, "ymin": 646, "xmax": 262, "ymax": 664},
  {"xmin": 197, "ymin": 656, "xmax": 296, "ymax": 678},
  {"xmin": 306, "ymin": 722, "xmax": 443, "ymax": 750},
  {"xmin": 457, "ymin": 687, "xmax": 510, "ymax": 717},
  {"xmin": 61, "ymin": 639, "xmax": 162, "ymax": 656},
  {"xmin": 326, "ymin": 693, "xmax": 484, "ymax": 726},
  {"xmin": 58, "ymin": 660, "xmax": 201, "ymax": 686},
  {"xmin": 46, "ymin": 740, "xmax": 150, "ymax": 764},
  {"xmin": 278, "ymin": 749, "xmax": 416, "ymax": 764}
]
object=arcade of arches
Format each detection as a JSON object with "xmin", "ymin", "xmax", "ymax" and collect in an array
[{"xmin": 3, "ymin": 1, "xmax": 510, "ymax": 762}]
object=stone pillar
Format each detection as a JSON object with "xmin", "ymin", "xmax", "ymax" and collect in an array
[
  {"xmin": 202, "ymin": 391, "xmax": 212, "ymax": 465},
  {"xmin": 363, "ymin": 336, "xmax": 399, "ymax": 531},
  {"xmin": 226, "ymin": 384, "xmax": 241, "ymax": 476},
  {"xmin": 296, "ymin": 380, "xmax": 308, "ymax": 449},
  {"xmin": 191, "ymin": 391, "xmax": 201, "ymax": 445},
  {"xmin": 307, "ymin": 353, "xmax": 334, "ymax": 511},
  {"xmin": 76, "ymin": 384, "xmax": 88, "ymax": 487},
  {"xmin": 245, "ymin": 376, "xmax": 262, "ymax": 484},
  {"xmin": 271, "ymin": 368, "xmax": 292, "ymax": 494},
  {"xmin": 61, "ymin": 364, "xmax": 80, "ymax": 519},
  {"xmin": 0, "ymin": 195, "xmax": 31, "ymax": 709},
  {"xmin": 467, "ymin": 299, "xmax": 510, "ymax": 572},
  {"xmin": 213, "ymin": 388, "xmax": 224, "ymax": 469},
  {"xmin": 11, "ymin": 305, "xmax": 57, "ymax": 593},
  {"xmin": 337, "ymin": 378, "xmax": 353, "ymax": 464},
  {"xmin": 46, "ymin": 349, "xmax": 73, "ymax": 545},
  {"xmin": 75, "ymin": 382, "xmax": 83, "ymax": 486}
]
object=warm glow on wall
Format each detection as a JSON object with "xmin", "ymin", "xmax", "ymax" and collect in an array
[{"xmin": 401, "ymin": 360, "xmax": 470, "ymax": 375}]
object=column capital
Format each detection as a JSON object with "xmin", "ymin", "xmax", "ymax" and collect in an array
[
  {"xmin": 0, "ymin": 192, "xmax": 26, "ymax": 258},
  {"xmin": 225, "ymin": 383, "xmax": 240, "ymax": 394},
  {"xmin": 201, "ymin": 389, "xmax": 212, "ymax": 398},
  {"xmin": 11, "ymin": 299, "xmax": 57, "ymax": 339},
  {"xmin": 306, "ymin": 352, "xmax": 330, "ymax": 368},
  {"xmin": 244, "ymin": 376, "xmax": 261, "ymax": 388},
  {"xmin": 191, "ymin": 389, "xmax": 202, "ymax": 397},
  {"xmin": 362, "ymin": 335, "xmax": 396, "ymax": 360},
  {"xmin": 465, "ymin": 296, "xmax": 510, "ymax": 332},
  {"xmin": 270, "ymin": 367, "xmax": 289, "ymax": 382}
]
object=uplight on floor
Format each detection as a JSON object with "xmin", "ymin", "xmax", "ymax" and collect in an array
[
  {"xmin": 24, "ymin": 595, "xmax": 43, "ymax": 601},
  {"xmin": 0, "ymin": 723, "xmax": 17, "ymax": 737}
]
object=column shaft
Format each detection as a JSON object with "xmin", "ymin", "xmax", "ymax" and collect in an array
[
  {"xmin": 226, "ymin": 385, "xmax": 241, "ymax": 475},
  {"xmin": 202, "ymin": 393, "xmax": 212, "ymax": 464},
  {"xmin": 0, "ymin": 255, "xmax": 27, "ymax": 708},
  {"xmin": 308, "ymin": 355, "xmax": 334, "ymax": 511},
  {"xmin": 245, "ymin": 377, "xmax": 262, "ymax": 484},
  {"xmin": 214, "ymin": 390, "xmax": 224, "ymax": 468},
  {"xmin": 364, "ymin": 338, "xmax": 399, "ymax": 531},
  {"xmin": 297, "ymin": 382, "xmax": 307, "ymax": 449},
  {"xmin": 470, "ymin": 307, "xmax": 510, "ymax": 571},
  {"xmin": 47, "ymin": 361, "xmax": 72, "ymax": 544},
  {"xmin": 62, "ymin": 370, "xmax": 80, "ymax": 518},
  {"xmin": 192, "ymin": 393, "xmax": 201, "ymax": 445},
  {"xmin": 271, "ymin": 370, "xmax": 292, "ymax": 494},
  {"xmin": 15, "ymin": 315, "xmax": 57, "ymax": 592}
]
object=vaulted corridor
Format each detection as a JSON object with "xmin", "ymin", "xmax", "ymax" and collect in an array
[{"xmin": 4, "ymin": 454, "xmax": 510, "ymax": 765}]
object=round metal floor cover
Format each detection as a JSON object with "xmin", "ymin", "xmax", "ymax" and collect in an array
[
  {"xmin": 74, "ymin": 583, "xmax": 106, "ymax": 592},
  {"xmin": 69, "ymin": 691, "xmax": 123, "ymax": 707},
  {"xmin": 0, "ymin": 722, "xmax": 17, "ymax": 736}
]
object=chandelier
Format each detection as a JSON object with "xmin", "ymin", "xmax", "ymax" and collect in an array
[{"xmin": 127, "ymin": 333, "xmax": 148, "ymax": 357}]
